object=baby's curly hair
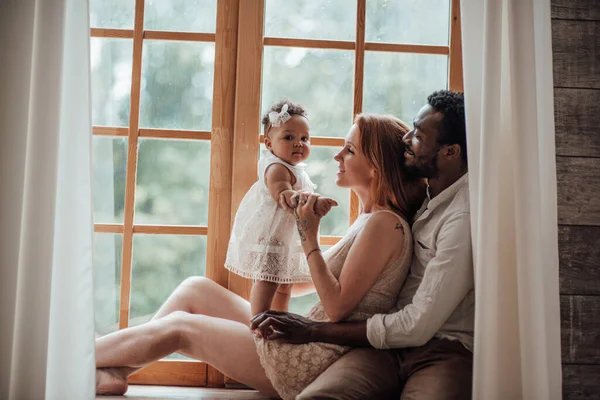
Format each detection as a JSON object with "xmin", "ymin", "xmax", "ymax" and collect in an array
[{"xmin": 261, "ymin": 98, "xmax": 308, "ymax": 137}]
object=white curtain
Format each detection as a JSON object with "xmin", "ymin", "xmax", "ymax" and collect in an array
[
  {"xmin": 0, "ymin": 0, "xmax": 96, "ymax": 399},
  {"xmin": 461, "ymin": 0, "xmax": 562, "ymax": 399}
]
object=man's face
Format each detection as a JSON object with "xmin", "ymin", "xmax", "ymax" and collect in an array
[{"xmin": 402, "ymin": 104, "xmax": 443, "ymax": 178}]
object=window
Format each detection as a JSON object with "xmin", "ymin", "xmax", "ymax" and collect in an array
[{"xmin": 91, "ymin": 0, "xmax": 462, "ymax": 387}]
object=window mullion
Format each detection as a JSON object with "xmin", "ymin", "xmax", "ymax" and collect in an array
[
  {"xmin": 449, "ymin": 0, "xmax": 464, "ymax": 92},
  {"xmin": 118, "ymin": 0, "xmax": 145, "ymax": 330},
  {"xmin": 350, "ymin": 0, "xmax": 367, "ymax": 225}
]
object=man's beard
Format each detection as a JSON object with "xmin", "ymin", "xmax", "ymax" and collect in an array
[{"xmin": 404, "ymin": 151, "xmax": 439, "ymax": 179}]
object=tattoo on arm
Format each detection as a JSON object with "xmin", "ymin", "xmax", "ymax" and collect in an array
[{"xmin": 294, "ymin": 209, "xmax": 308, "ymax": 242}]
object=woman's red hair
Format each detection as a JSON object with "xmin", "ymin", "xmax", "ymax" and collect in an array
[{"xmin": 355, "ymin": 113, "xmax": 426, "ymax": 222}]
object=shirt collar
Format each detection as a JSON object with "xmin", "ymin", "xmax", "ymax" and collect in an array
[{"xmin": 425, "ymin": 172, "xmax": 469, "ymax": 212}]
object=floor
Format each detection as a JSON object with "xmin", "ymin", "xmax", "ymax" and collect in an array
[{"xmin": 97, "ymin": 385, "xmax": 274, "ymax": 400}]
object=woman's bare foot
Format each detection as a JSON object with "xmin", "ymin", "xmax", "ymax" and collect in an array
[{"xmin": 96, "ymin": 367, "xmax": 128, "ymax": 395}]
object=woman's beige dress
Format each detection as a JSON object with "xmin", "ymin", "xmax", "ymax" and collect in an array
[{"xmin": 255, "ymin": 210, "xmax": 413, "ymax": 400}]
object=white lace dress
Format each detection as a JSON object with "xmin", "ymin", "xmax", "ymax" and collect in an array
[
  {"xmin": 255, "ymin": 211, "xmax": 413, "ymax": 400},
  {"xmin": 225, "ymin": 150, "xmax": 316, "ymax": 284}
]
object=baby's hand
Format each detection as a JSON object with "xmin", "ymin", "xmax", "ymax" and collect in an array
[
  {"xmin": 279, "ymin": 190, "xmax": 297, "ymax": 215},
  {"xmin": 314, "ymin": 197, "xmax": 338, "ymax": 217}
]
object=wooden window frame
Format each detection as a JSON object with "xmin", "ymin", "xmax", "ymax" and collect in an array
[
  {"xmin": 91, "ymin": 0, "xmax": 233, "ymax": 387},
  {"xmin": 91, "ymin": 0, "xmax": 463, "ymax": 387}
]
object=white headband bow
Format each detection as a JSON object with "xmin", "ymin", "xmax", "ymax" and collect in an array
[{"xmin": 268, "ymin": 103, "xmax": 291, "ymax": 128}]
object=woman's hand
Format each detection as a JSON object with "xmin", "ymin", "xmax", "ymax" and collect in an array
[
  {"xmin": 291, "ymin": 191, "xmax": 323, "ymax": 249},
  {"xmin": 278, "ymin": 189, "xmax": 298, "ymax": 215},
  {"xmin": 280, "ymin": 191, "xmax": 338, "ymax": 218}
]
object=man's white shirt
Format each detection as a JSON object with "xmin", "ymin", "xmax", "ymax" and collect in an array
[{"xmin": 367, "ymin": 173, "xmax": 474, "ymax": 351}]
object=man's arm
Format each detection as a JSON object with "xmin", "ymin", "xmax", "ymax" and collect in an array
[
  {"xmin": 311, "ymin": 320, "xmax": 370, "ymax": 346},
  {"xmin": 368, "ymin": 212, "xmax": 473, "ymax": 349},
  {"xmin": 250, "ymin": 311, "xmax": 371, "ymax": 347},
  {"xmin": 251, "ymin": 212, "xmax": 473, "ymax": 349}
]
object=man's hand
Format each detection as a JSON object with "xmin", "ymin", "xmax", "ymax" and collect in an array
[
  {"xmin": 314, "ymin": 197, "xmax": 338, "ymax": 217},
  {"xmin": 250, "ymin": 310, "xmax": 323, "ymax": 344}
]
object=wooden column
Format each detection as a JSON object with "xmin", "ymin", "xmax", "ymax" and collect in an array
[
  {"xmin": 205, "ymin": 0, "xmax": 240, "ymax": 387},
  {"xmin": 228, "ymin": 0, "xmax": 265, "ymax": 300}
]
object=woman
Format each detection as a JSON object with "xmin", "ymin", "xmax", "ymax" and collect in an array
[{"xmin": 96, "ymin": 114, "xmax": 426, "ymax": 398}]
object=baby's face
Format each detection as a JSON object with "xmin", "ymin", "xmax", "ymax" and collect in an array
[{"xmin": 265, "ymin": 115, "xmax": 311, "ymax": 165}]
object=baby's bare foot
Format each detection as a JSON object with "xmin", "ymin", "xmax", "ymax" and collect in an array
[{"xmin": 96, "ymin": 367, "xmax": 128, "ymax": 395}]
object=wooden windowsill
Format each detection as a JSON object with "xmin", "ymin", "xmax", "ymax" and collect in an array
[{"xmin": 97, "ymin": 385, "xmax": 271, "ymax": 399}]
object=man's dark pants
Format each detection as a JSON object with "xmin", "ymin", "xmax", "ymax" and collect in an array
[{"xmin": 297, "ymin": 338, "xmax": 473, "ymax": 400}]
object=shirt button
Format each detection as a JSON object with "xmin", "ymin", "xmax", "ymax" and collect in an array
[{"xmin": 426, "ymin": 296, "xmax": 433, "ymax": 303}]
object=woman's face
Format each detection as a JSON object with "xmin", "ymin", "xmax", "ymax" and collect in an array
[{"xmin": 334, "ymin": 124, "xmax": 374, "ymax": 190}]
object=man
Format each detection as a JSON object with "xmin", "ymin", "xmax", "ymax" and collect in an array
[{"xmin": 251, "ymin": 90, "xmax": 473, "ymax": 399}]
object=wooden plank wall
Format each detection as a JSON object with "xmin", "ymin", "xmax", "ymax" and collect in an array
[{"xmin": 552, "ymin": 1, "xmax": 600, "ymax": 398}]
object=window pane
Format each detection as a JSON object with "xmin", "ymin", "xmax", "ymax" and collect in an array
[
  {"xmin": 366, "ymin": 0, "xmax": 450, "ymax": 46},
  {"xmin": 363, "ymin": 52, "xmax": 448, "ymax": 124},
  {"xmin": 93, "ymin": 233, "xmax": 122, "ymax": 337},
  {"xmin": 144, "ymin": 0, "xmax": 217, "ymax": 33},
  {"xmin": 289, "ymin": 292, "xmax": 320, "ymax": 316},
  {"xmin": 262, "ymin": 47, "xmax": 354, "ymax": 137},
  {"xmin": 139, "ymin": 41, "xmax": 214, "ymax": 131},
  {"xmin": 307, "ymin": 147, "xmax": 350, "ymax": 237},
  {"xmin": 93, "ymin": 136, "xmax": 127, "ymax": 224},
  {"xmin": 135, "ymin": 139, "xmax": 210, "ymax": 225},
  {"xmin": 90, "ymin": 0, "xmax": 134, "ymax": 29},
  {"xmin": 265, "ymin": 0, "xmax": 356, "ymax": 41},
  {"xmin": 91, "ymin": 38, "xmax": 133, "ymax": 127},
  {"xmin": 129, "ymin": 235, "xmax": 207, "ymax": 326}
]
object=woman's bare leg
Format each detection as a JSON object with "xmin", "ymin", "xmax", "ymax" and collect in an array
[
  {"xmin": 96, "ymin": 277, "xmax": 252, "ymax": 394},
  {"xmin": 153, "ymin": 276, "xmax": 251, "ymax": 323},
  {"xmin": 96, "ymin": 311, "xmax": 277, "ymax": 396}
]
